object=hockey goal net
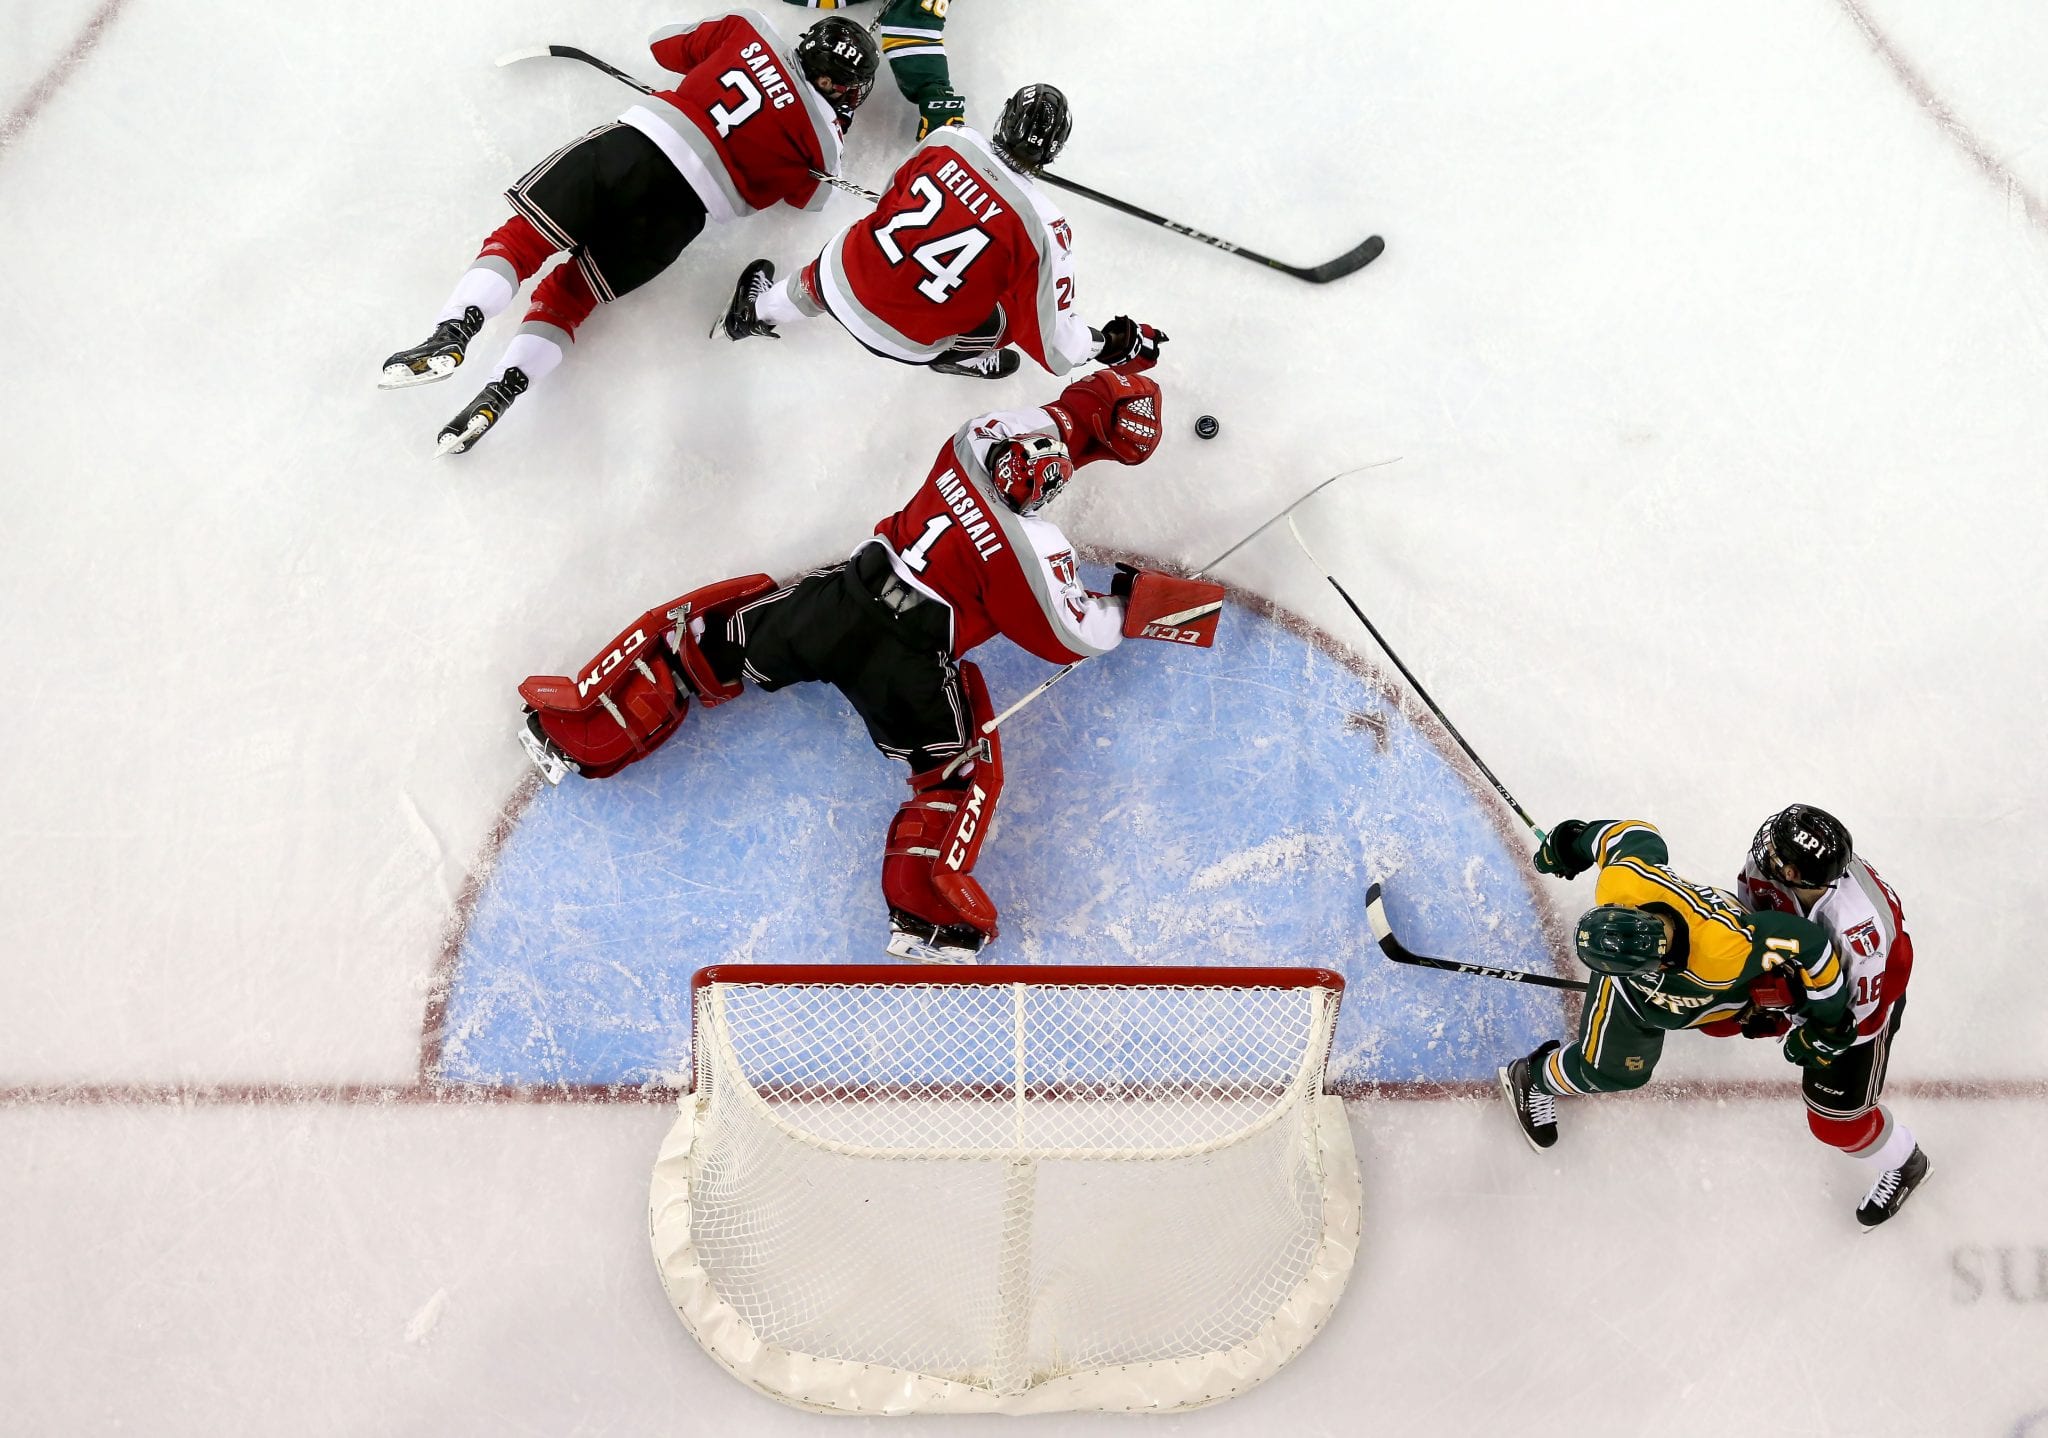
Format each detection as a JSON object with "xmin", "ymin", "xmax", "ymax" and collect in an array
[{"xmin": 648, "ymin": 963, "xmax": 1359, "ymax": 1415}]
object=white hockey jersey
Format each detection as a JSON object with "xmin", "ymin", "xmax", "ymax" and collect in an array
[{"xmin": 1738, "ymin": 854, "xmax": 1914, "ymax": 1046}]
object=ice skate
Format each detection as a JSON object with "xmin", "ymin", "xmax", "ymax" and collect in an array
[
  {"xmin": 929, "ymin": 346, "xmax": 1021, "ymax": 380},
  {"xmin": 1856, "ymin": 1145, "xmax": 1930, "ymax": 1229},
  {"xmin": 435, "ymin": 367, "xmax": 528, "ymax": 456},
  {"xmin": 885, "ymin": 909, "xmax": 987, "ymax": 965},
  {"xmin": 518, "ymin": 711, "xmax": 576, "ymax": 786},
  {"xmin": 715, "ymin": 259, "xmax": 780, "ymax": 341},
  {"xmin": 1500, "ymin": 1040, "xmax": 1561, "ymax": 1151},
  {"xmin": 379, "ymin": 306, "xmax": 485, "ymax": 389}
]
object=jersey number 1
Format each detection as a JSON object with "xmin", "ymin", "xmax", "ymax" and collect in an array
[{"xmin": 873, "ymin": 176, "xmax": 990, "ymax": 303}]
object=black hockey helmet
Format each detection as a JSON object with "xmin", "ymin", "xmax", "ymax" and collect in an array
[
  {"xmin": 992, "ymin": 83, "xmax": 1073, "ymax": 173},
  {"xmin": 1574, "ymin": 905, "xmax": 1673, "ymax": 977},
  {"xmin": 1750, "ymin": 804, "xmax": 1854, "ymax": 891},
  {"xmin": 796, "ymin": 16, "xmax": 880, "ymax": 113}
]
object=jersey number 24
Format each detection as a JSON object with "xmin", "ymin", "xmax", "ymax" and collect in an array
[{"xmin": 873, "ymin": 177, "xmax": 990, "ymax": 303}]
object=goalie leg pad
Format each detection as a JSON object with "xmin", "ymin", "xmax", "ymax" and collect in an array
[
  {"xmin": 880, "ymin": 662, "xmax": 1005, "ymax": 935},
  {"xmin": 517, "ymin": 574, "xmax": 776, "ymax": 779}
]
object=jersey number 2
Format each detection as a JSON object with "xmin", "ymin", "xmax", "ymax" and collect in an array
[{"xmin": 873, "ymin": 176, "xmax": 991, "ymax": 303}]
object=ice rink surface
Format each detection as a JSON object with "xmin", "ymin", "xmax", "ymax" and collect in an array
[{"xmin": 3, "ymin": 1, "xmax": 2046, "ymax": 1433}]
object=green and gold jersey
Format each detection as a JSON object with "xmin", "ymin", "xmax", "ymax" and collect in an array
[{"xmin": 1573, "ymin": 820, "xmax": 1852, "ymax": 1033}]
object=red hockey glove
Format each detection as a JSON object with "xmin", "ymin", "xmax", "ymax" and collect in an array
[
  {"xmin": 1120, "ymin": 570, "xmax": 1224, "ymax": 647},
  {"xmin": 1094, "ymin": 315, "xmax": 1168, "ymax": 371},
  {"xmin": 1047, "ymin": 365, "xmax": 1164, "ymax": 466}
]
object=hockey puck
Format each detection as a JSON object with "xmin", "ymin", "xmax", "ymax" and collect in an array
[{"xmin": 1194, "ymin": 415, "xmax": 1220, "ymax": 439}]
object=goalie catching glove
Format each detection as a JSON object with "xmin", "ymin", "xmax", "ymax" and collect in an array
[{"xmin": 1114, "ymin": 563, "xmax": 1224, "ymax": 647}]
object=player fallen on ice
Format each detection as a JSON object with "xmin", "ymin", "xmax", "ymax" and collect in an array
[
  {"xmin": 514, "ymin": 364, "xmax": 1214, "ymax": 963},
  {"xmin": 778, "ymin": 0, "xmax": 969, "ymax": 141},
  {"xmin": 1498, "ymin": 819, "xmax": 1874, "ymax": 1209},
  {"xmin": 1724, "ymin": 805, "xmax": 1930, "ymax": 1227},
  {"xmin": 378, "ymin": 10, "xmax": 879, "ymax": 454},
  {"xmin": 718, "ymin": 82, "xmax": 1167, "ymax": 381}
]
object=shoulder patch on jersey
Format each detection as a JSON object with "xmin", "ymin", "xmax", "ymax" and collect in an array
[{"xmin": 1844, "ymin": 919, "xmax": 1882, "ymax": 958}]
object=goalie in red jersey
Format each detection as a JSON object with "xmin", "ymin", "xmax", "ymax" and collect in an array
[
  {"xmin": 378, "ymin": 10, "xmax": 878, "ymax": 455},
  {"xmin": 717, "ymin": 82, "xmax": 1167, "ymax": 380},
  {"xmin": 516, "ymin": 365, "xmax": 1220, "ymax": 963}
]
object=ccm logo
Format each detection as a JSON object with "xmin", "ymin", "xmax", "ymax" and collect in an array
[
  {"xmin": 578, "ymin": 628, "xmax": 649, "ymax": 697},
  {"xmin": 1141, "ymin": 623, "xmax": 1205, "ymax": 645},
  {"xmin": 945, "ymin": 783, "xmax": 989, "ymax": 869}
]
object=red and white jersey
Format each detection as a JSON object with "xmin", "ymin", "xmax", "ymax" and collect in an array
[
  {"xmin": 1739, "ymin": 855, "xmax": 1914, "ymax": 1044},
  {"xmin": 627, "ymin": 10, "xmax": 843, "ymax": 222},
  {"xmin": 815, "ymin": 127, "xmax": 1096, "ymax": 372},
  {"xmin": 868, "ymin": 408, "xmax": 1125, "ymax": 663}
]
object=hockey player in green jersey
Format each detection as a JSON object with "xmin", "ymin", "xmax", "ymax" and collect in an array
[
  {"xmin": 782, "ymin": 0, "xmax": 967, "ymax": 137},
  {"xmin": 1499, "ymin": 819, "xmax": 1858, "ymax": 1154}
]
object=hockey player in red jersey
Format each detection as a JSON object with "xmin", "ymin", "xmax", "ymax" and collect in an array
[
  {"xmin": 1725, "ymin": 805, "xmax": 1931, "ymax": 1228},
  {"xmin": 717, "ymin": 83, "xmax": 1167, "ymax": 380},
  {"xmin": 378, "ymin": 10, "xmax": 878, "ymax": 454},
  {"xmin": 515, "ymin": 365, "xmax": 1218, "ymax": 963}
]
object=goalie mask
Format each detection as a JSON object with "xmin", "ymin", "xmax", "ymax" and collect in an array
[{"xmin": 990, "ymin": 433, "xmax": 1074, "ymax": 515}]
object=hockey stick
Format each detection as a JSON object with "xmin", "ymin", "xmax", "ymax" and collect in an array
[
  {"xmin": 494, "ymin": 45, "xmax": 880, "ymax": 199},
  {"xmin": 1037, "ymin": 171, "xmax": 1385, "ymax": 284},
  {"xmin": 1365, "ymin": 881, "xmax": 1588, "ymax": 992},
  {"xmin": 1285, "ymin": 516, "xmax": 1545, "ymax": 837},
  {"xmin": 937, "ymin": 459, "xmax": 1401, "ymax": 778}
]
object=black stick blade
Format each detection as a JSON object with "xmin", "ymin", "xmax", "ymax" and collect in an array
[
  {"xmin": 1364, "ymin": 879, "xmax": 1588, "ymax": 992},
  {"xmin": 1290, "ymin": 235, "xmax": 1385, "ymax": 284}
]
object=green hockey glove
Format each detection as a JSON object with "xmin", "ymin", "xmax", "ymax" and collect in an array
[
  {"xmin": 916, "ymin": 88, "xmax": 966, "ymax": 139},
  {"xmin": 1533, "ymin": 819, "xmax": 1592, "ymax": 878},
  {"xmin": 1782, "ymin": 1022, "xmax": 1854, "ymax": 1068}
]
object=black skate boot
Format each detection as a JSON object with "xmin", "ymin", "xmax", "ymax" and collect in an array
[
  {"xmin": 435, "ymin": 367, "xmax": 528, "ymax": 456},
  {"xmin": 1856, "ymin": 1145, "xmax": 1930, "ymax": 1230},
  {"xmin": 885, "ymin": 908, "xmax": 987, "ymax": 965},
  {"xmin": 929, "ymin": 346, "xmax": 1021, "ymax": 380},
  {"xmin": 715, "ymin": 259, "xmax": 780, "ymax": 341},
  {"xmin": 380, "ymin": 306, "xmax": 485, "ymax": 389},
  {"xmin": 1500, "ymin": 1040, "xmax": 1562, "ymax": 1151}
]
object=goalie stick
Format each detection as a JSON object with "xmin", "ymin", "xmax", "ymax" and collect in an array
[
  {"xmin": 495, "ymin": 46, "xmax": 1385, "ymax": 279},
  {"xmin": 1365, "ymin": 881, "xmax": 1588, "ymax": 992},
  {"xmin": 938, "ymin": 459, "xmax": 1401, "ymax": 778}
]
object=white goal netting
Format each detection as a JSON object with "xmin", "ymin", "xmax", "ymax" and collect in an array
[{"xmin": 648, "ymin": 964, "xmax": 1361, "ymax": 1415}]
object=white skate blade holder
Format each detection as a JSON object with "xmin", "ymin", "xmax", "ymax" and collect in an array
[
  {"xmin": 377, "ymin": 356, "xmax": 460, "ymax": 391},
  {"xmin": 885, "ymin": 931, "xmax": 981, "ymax": 965},
  {"xmin": 436, "ymin": 414, "xmax": 490, "ymax": 457},
  {"xmin": 518, "ymin": 721, "xmax": 572, "ymax": 786}
]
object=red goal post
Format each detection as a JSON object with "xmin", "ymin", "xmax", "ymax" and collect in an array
[{"xmin": 655, "ymin": 962, "xmax": 1360, "ymax": 1414}]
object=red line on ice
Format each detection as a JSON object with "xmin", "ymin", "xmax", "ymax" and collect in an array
[
  {"xmin": 1834, "ymin": 0, "xmax": 2048, "ymax": 234},
  {"xmin": 0, "ymin": 0, "xmax": 132, "ymax": 153}
]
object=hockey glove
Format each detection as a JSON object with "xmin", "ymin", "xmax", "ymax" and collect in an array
[
  {"xmin": 1533, "ymin": 819, "xmax": 1593, "ymax": 879},
  {"xmin": 916, "ymin": 88, "xmax": 967, "ymax": 140},
  {"xmin": 1738, "ymin": 1005, "xmax": 1793, "ymax": 1040},
  {"xmin": 1094, "ymin": 316, "xmax": 1168, "ymax": 371},
  {"xmin": 1782, "ymin": 1022, "xmax": 1854, "ymax": 1068}
]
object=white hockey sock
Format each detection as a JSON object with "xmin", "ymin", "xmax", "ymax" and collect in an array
[
  {"xmin": 1856, "ymin": 1108, "xmax": 1917, "ymax": 1173},
  {"xmin": 490, "ymin": 326, "xmax": 566, "ymax": 386},
  {"xmin": 436, "ymin": 261, "xmax": 518, "ymax": 326},
  {"xmin": 756, "ymin": 276, "xmax": 809, "ymax": 327}
]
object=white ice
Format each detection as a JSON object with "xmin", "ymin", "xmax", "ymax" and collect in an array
[{"xmin": 2, "ymin": 0, "xmax": 2045, "ymax": 1433}]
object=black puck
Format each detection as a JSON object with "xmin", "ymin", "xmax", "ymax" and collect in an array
[{"xmin": 1194, "ymin": 414, "xmax": 1220, "ymax": 439}]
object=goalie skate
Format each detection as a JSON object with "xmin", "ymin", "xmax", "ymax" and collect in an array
[
  {"xmin": 518, "ymin": 711, "xmax": 576, "ymax": 786},
  {"xmin": 379, "ymin": 306, "xmax": 484, "ymax": 389},
  {"xmin": 885, "ymin": 909, "xmax": 987, "ymax": 965}
]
